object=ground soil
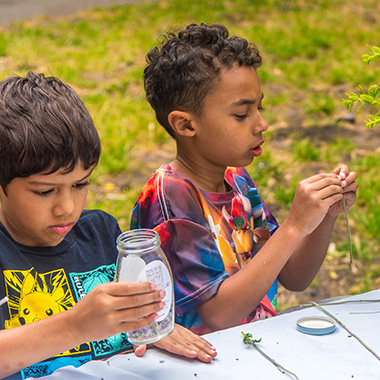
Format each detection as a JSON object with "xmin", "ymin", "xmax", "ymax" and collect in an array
[{"xmin": 0, "ymin": 0, "xmax": 147, "ymax": 25}]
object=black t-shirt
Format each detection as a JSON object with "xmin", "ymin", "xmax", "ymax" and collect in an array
[{"xmin": 0, "ymin": 209, "xmax": 132, "ymax": 380}]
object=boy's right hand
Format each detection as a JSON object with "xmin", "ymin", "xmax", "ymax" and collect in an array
[
  {"xmin": 287, "ymin": 173, "xmax": 344, "ymax": 236},
  {"xmin": 66, "ymin": 281, "xmax": 165, "ymax": 343}
]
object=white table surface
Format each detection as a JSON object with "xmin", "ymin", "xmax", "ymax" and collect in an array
[{"xmin": 42, "ymin": 289, "xmax": 380, "ymax": 380}]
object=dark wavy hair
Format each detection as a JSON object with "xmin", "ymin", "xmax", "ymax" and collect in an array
[
  {"xmin": 0, "ymin": 71, "xmax": 101, "ymax": 191},
  {"xmin": 144, "ymin": 23, "xmax": 262, "ymax": 138}
]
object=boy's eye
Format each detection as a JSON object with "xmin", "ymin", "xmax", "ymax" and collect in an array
[
  {"xmin": 73, "ymin": 181, "xmax": 90, "ymax": 189},
  {"xmin": 35, "ymin": 189, "xmax": 54, "ymax": 197},
  {"xmin": 235, "ymin": 114, "xmax": 248, "ymax": 120}
]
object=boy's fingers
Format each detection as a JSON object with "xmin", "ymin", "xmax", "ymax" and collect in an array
[
  {"xmin": 108, "ymin": 281, "xmax": 157, "ymax": 296},
  {"xmin": 332, "ymin": 164, "xmax": 349, "ymax": 177},
  {"xmin": 153, "ymin": 324, "xmax": 217, "ymax": 362},
  {"xmin": 120, "ymin": 311, "xmax": 159, "ymax": 332},
  {"xmin": 300, "ymin": 177, "xmax": 342, "ymax": 195},
  {"xmin": 175, "ymin": 324, "xmax": 216, "ymax": 355},
  {"xmin": 133, "ymin": 344, "xmax": 147, "ymax": 357},
  {"xmin": 306, "ymin": 173, "xmax": 334, "ymax": 182},
  {"xmin": 120, "ymin": 291, "xmax": 165, "ymax": 309},
  {"xmin": 119, "ymin": 301, "xmax": 164, "ymax": 320}
]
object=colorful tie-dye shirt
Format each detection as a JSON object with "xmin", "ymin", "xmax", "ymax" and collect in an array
[{"xmin": 131, "ymin": 165, "xmax": 279, "ymax": 335}]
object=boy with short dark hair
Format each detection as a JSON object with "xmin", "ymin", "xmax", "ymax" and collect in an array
[
  {"xmin": 0, "ymin": 72, "xmax": 216, "ymax": 380},
  {"xmin": 132, "ymin": 23, "xmax": 358, "ymax": 335}
]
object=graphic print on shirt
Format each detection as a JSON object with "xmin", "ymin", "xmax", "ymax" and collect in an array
[
  {"xmin": 3, "ymin": 265, "xmax": 133, "ymax": 378},
  {"xmin": 69, "ymin": 264, "xmax": 133, "ymax": 358},
  {"xmin": 222, "ymin": 188, "xmax": 270, "ymax": 269},
  {"xmin": 3, "ymin": 268, "xmax": 93, "ymax": 378},
  {"xmin": 203, "ymin": 173, "xmax": 272, "ymax": 273},
  {"xmin": 203, "ymin": 172, "xmax": 278, "ymax": 319},
  {"xmin": 4, "ymin": 268, "xmax": 75, "ymax": 329}
]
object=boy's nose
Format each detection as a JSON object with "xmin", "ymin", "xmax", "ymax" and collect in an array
[
  {"xmin": 53, "ymin": 195, "xmax": 75, "ymax": 216},
  {"xmin": 254, "ymin": 112, "xmax": 268, "ymax": 134}
]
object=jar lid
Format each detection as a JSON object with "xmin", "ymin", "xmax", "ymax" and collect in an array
[{"xmin": 296, "ymin": 316, "xmax": 336, "ymax": 335}]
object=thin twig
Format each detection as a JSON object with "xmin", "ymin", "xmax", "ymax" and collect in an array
[
  {"xmin": 310, "ymin": 301, "xmax": 380, "ymax": 362},
  {"xmin": 343, "ymin": 198, "xmax": 353, "ymax": 265},
  {"xmin": 302, "ymin": 298, "xmax": 380, "ymax": 308},
  {"xmin": 242, "ymin": 332, "xmax": 300, "ymax": 380},
  {"xmin": 350, "ymin": 310, "xmax": 380, "ymax": 315}
]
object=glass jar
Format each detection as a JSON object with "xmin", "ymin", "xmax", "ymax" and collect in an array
[{"xmin": 115, "ymin": 229, "xmax": 174, "ymax": 345}]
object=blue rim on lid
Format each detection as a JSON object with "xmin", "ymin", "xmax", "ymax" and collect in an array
[{"xmin": 296, "ymin": 316, "xmax": 336, "ymax": 335}]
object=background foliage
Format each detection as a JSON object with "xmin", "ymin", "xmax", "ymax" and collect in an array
[{"xmin": 1, "ymin": 0, "xmax": 379, "ymax": 308}]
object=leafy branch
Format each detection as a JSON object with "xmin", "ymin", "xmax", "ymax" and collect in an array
[
  {"xmin": 242, "ymin": 332, "xmax": 300, "ymax": 380},
  {"xmin": 342, "ymin": 45, "xmax": 380, "ymax": 129},
  {"xmin": 362, "ymin": 45, "xmax": 380, "ymax": 64}
]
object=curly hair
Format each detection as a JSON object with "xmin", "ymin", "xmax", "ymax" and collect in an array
[
  {"xmin": 0, "ymin": 72, "xmax": 101, "ymax": 190},
  {"xmin": 144, "ymin": 23, "xmax": 262, "ymax": 138}
]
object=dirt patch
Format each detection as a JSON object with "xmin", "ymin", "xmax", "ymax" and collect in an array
[{"xmin": 0, "ymin": 0, "xmax": 156, "ymax": 26}]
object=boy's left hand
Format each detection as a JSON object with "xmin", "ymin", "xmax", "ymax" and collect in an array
[
  {"xmin": 134, "ymin": 323, "xmax": 217, "ymax": 362},
  {"xmin": 327, "ymin": 164, "xmax": 358, "ymax": 217}
]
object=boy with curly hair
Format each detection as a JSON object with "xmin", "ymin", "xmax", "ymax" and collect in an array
[{"xmin": 132, "ymin": 23, "xmax": 358, "ymax": 334}]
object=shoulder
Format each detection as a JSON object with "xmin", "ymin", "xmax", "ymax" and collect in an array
[
  {"xmin": 132, "ymin": 165, "xmax": 206, "ymax": 227},
  {"xmin": 138, "ymin": 165, "xmax": 203, "ymax": 207},
  {"xmin": 75, "ymin": 210, "xmax": 121, "ymax": 237},
  {"xmin": 0, "ymin": 223, "xmax": 16, "ymax": 252},
  {"xmin": 79, "ymin": 209, "xmax": 118, "ymax": 226}
]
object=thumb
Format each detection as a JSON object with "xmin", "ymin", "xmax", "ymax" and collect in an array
[{"xmin": 134, "ymin": 344, "xmax": 147, "ymax": 357}]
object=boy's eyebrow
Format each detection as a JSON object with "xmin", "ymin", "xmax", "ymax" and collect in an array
[
  {"xmin": 29, "ymin": 172, "xmax": 92, "ymax": 186},
  {"xmin": 231, "ymin": 93, "xmax": 264, "ymax": 107}
]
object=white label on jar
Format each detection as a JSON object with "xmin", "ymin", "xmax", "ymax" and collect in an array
[
  {"xmin": 118, "ymin": 256, "xmax": 146, "ymax": 282},
  {"xmin": 138, "ymin": 260, "xmax": 172, "ymax": 322}
]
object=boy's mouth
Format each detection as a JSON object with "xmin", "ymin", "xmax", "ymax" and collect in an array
[
  {"xmin": 250, "ymin": 140, "xmax": 264, "ymax": 156},
  {"xmin": 48, "ymin": 223, "xmax": 74, "ymax": 235}
]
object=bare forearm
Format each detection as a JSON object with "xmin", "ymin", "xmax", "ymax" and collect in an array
[
  {"xmin": 278, "ymin": 214, "xmax": 337, "ymax": 291},
  {"xmin": 0, "ymin": 310, "xmax": 79, "ymax": 378},
  {"xmin": 196, "ymin": 222, "xmax": 304, "ymax": 330}
]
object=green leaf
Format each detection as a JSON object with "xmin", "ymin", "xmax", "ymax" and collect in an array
[
  {"xmin": 241, "ymin": 331, "xmax": 262, "ymax": 344},
  {"xmin": 365, "ymin": 115, "xmax": 380, "ymax": 129},
  {"xmin": 362, "ymin": 46, "xmax": 380, "ymax": 64},
  {"xmin": 368, "ymin": 85, "xmax": 379, "ymax": 98},
  {"xmin": 362, "ymin": 54, "xmax": 372, "ymax": 64},
  {"xmin": 357, "ymin": 103, "xmax": 365, "ymax": 113},
  {"xmin": 367, "ymin": 45, "xmax": 375, "ymax": 54},
  {"xmin": 360, "ymin": 94, "xmax": 375, "ymax": 103},
  {"xmin": 342, "ymin": 98, "xmax": 353, "ymax": 111},
  {"xmin": 347, "ymin": 92, "xmax": 360, "ymax": 101}
]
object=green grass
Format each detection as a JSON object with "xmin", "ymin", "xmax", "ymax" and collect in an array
[{"xmin": 1, "ymin": 0, "xmax": 380, "ymax": 299}]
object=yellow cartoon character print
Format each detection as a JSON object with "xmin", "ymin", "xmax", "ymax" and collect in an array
[{"xmin": 3, "ymin": 268, "xmax": 74, "ymax": 329}]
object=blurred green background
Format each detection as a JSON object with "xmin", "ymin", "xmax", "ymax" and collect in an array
[{"xmin": 1, "ymin": 0, "xmax": 379, "ymax": 308}]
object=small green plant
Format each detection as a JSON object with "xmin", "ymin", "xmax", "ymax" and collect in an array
[
  {"xmin": 242, "ymin": 332, "xmax": 299, "ymax": 379},
  {"xmin": 343, "ymin": 45, "xmax": 380, "ymax": 129}
]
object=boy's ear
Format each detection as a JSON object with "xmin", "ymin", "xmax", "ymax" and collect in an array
[{"xmin": 168, "ymin": 110, "xmax": 196, "ymax": 137}]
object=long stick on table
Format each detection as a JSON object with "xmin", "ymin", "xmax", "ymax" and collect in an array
[{"xmin": 311, "ymin": 301, "xmax": 380, "ymax": 362}]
